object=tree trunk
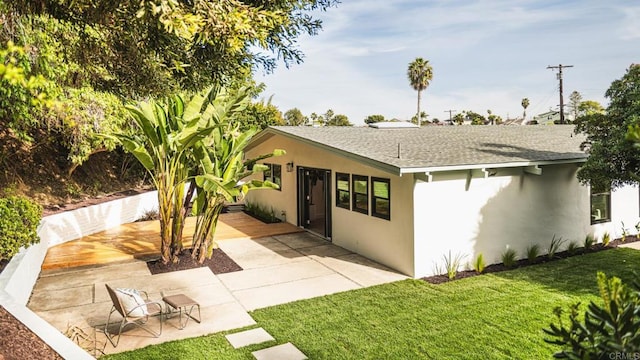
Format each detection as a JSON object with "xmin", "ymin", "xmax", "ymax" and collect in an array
[
  {"xmin": 417, "ymin": 89, "xmax": 422, "ymax": 127},
  {"xmin": 192, "ymin": 194, "xmax": 225, "ymax": 264},
  {"xmin": 156, "ymin": 176, "xmax": 172, "ymax": 264}
]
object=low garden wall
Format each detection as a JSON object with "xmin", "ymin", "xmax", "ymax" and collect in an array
[{"xmin": 0, "ymin": 190, "xmax": 158, "ymax": 359}]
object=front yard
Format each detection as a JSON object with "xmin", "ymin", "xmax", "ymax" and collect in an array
[{"xmin": 105, "ymin": 248, "xmax": 639, "ymax": 359}]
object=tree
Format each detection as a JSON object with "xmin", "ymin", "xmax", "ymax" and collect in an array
[
  {"xmin": 364, "ymin": 114, "xmax": 385, "ymax": 124},
  {"xmin": 411, "ymin": 111, "xmax": 429, "ymax": 125},
  {"xmin": 466, "ymin": 111, "xmax": 487, "ymax": 125},
  {"xmin": 5, "ymin": 0, "xmax": 338, "ymax": 97},
  {"xmin": 575, "ymin": 64, "xmax": 640, "ymax": 191},
  {"xmin": 407, "ymin": 58, "xmax": 433, "ymax": 127},
  {"xmin": 113, "ymin": 89, "xmax": 220, "ymax": 263},
  {"xmin": 328, "ymin": 114, "xmax": 351, "ymax": 126},
  {"xmin": 284, "ymin": 108, "xmax": 307, "ymax": 126},
  {"xmin": 231, "ymin": 99, "xmax": 284, "ymax": 131},
  {"xmin": 578, "ymin": 100, "xmax": 605, "ymax": 117},
  {"xmin": 453, "ymin": 113, "xmax": 464, "ymax": 125},
  {"xmin": 521, "ymin": 98, "xmax": 530, "ymax": 122},
  {"xmin": 568, "ymin": 91, "xmax": 582, "ymax": 121},
  {"xmin": 487, "ymin": 110, "xmax": 502, "ymax": 125}
]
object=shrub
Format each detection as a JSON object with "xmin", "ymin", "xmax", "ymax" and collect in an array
[
  {"xmin": 525, "ymin": 244, "xmax": 540, "ymax": 264},
  {"xmin": 244, "ymin": 201, "xmax": 280, "ymax": 223},
  {"xmin": 602, "ymin": 232, "xmax": 611, "ymax": 247},
  {"xmin": 583, "ymin": 234, "xmax": 595, "ymax": 251},
  {"xmin": 636, "ymin": 222, "xmax": 640, "ymax": 239},
  {"xmin": 473, "ymin": 253, "xmax": 485, "ymax": 274},
  {"xmin": 442, "ymin": 250, "xmax": 465, "ymax": 280},
  {"xmin": 544, "ymin": 272, "xmax": 640, "ymax": 357},
  {"xmin": 621, "ymin": 222, "xmax": 629, "ymax": 242},
  {"xmin": 0, "ymin": 196, "xmax": 42, "ymax": 260},
  {"xmin": 547, "ymin": 235, "xmax": 565, "ymax": 260},
  {"xmin": 565, "ymin": 241, "xmax": 580, "ymax": 256},
  {"xmin": 501, "ymin": 248, "xmax": 517, "ymax": 268}
]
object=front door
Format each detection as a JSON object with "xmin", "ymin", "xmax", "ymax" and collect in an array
[{"xmin": 297, "ymin": 167, "xmax": 332, "ymax": 239}]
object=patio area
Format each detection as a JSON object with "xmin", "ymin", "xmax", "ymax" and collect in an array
[{"xmin": 28, "ymin": 213, "xmax": 407, "ymax": 356}]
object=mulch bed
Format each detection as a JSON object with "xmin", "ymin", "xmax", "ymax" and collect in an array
[
  {"xmin": 0, "ymin": 306, "xmax": 64, "ymax": 360},
  {"xmin": 147, "ymin": 248, "xmax": 242, "ymax": 275},
  {"xmin": 423, "ymin": 237, "xmax": 636, "ymax": 284}
]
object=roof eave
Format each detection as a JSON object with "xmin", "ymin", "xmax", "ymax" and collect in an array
[{"xmin": 399, "ymin": 157, "xmax": 587, "ymax": 175}]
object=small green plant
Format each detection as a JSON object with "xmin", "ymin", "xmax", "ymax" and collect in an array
[
  {"xmin": 525, "ymin": 244, "xmax": 540, "ymax": 264},
  {"xmin": 473, "ymin": 253, "xmax": 485, "ymax": 274},
  {"xmin": 0, "ymin": 196, "xmax": 42, "ymax": 260},
  {"xmin": 544, "ymin": 272, "xmax": 640, "ymax": 358},
  {"xmin": 602, "ymin": 232, "xmax": 611, "ymax": 247},
  {"xmin": 244, "ymin": 201, "xmax": 280, "ymax": 223},
  {"xmin": 136, "ymin": 209, "xmax": 159, "ymax": 222},
  {"xmin": 620, "ymin": 222, "xmax": 629, "ymax": 242},
  {"xmin": 442, "ymin": 250, "xmax": 465, "ymax": 280},
  {"xmin": 501, "ymin": 248, "xmax": 517, "ymax": 268},
  {"xmin": 583, "ymin": 234, "xmax": 595, "ymax": 251},
  {"xmin": 636, "ymin": 221, "xmax": 640, "ymax": 239},
  {"xmin": 547, "ymin": 235, "xmax": 565, "ymax": 260},
  {"xmin": 565, "ymin": 241, "xmax": 580, "ymax": 256}
]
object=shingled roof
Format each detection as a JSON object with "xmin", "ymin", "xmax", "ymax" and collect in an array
[{"xmin": 250, "ymin": 125, "xmax": 588, "ymax": 175}]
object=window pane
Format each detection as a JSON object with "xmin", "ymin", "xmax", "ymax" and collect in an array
[
  {"xmin": 273, "ymin": 164, "xmax": 282, "ymax": 190},
  {"xmin": 591, "ymin": 193, "xmax": 610, "ymax": 223},
  {"xmin": 354, "ymin": 193, "xmax": 368, "ymax": 212},
  {"xmin": 336, "ymin": 173, "xmax": 350, "ymax": 209},
  {"xmin": 374, "ymin": 198, "xmax": 390, "ymax": 216},
  {"xmin": 373, "ymin": 180, "xmax": 389, "ymax": 199},
  {"xmin": 354, "ymin": 180, "xmax": 367, "ymax": 194},
  {"xmin": 263, "ymin": 163, "xmax": 272, "ymax": 181}
]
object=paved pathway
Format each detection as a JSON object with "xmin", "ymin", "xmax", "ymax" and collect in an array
[{"xmin": 28, "ymin": 232, "xmax": 407, "ymax": 356}]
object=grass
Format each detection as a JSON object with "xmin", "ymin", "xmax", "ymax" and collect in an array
[{"xmin": 104, "ymin": 248, "xmax": 640, "ymax": 360}]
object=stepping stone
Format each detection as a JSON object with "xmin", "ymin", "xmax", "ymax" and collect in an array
[
  {"xmin": 226, "ymin": 328, "xmax": 275, "ymax": 349},
  {"xmin": 252, "ymin": 342, "xmax": 307, "ymax": 360}
]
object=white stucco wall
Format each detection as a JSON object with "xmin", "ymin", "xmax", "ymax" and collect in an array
[
  {"xmin": 591, "ymin": 185, "xmax": 640, "ymax": 240},
  {"xmin": 412, "ymin": 164, "xmax": 595, "ymax": 278},
  {"xmin": 246, "ymin": 135, "xmax": 416, "ymax": 276}
]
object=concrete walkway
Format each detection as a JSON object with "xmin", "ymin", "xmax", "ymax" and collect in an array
[{"xmin": 28, "ymin": 232, "xmax": 406, "ymax": 356}]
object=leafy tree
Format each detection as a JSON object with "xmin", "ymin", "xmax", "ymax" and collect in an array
[
  {"xmin": 575, "ymin": 64, "xmax": 640, "ymax": 190},
  {"xmin": 465, "ymin": 111, "xmax": 486, "ymax": 125},
  {"xmin": 5, "ymin": 0, "xmax": 338, "ymax": 97},
  {"xmin": 364, "ymin": 114, "xmax": 385, "ymax": 124},
  {"xmin": 411, "ymin": 111, "xmax": 429, "ymax": 125},
  {"xmin": 0, "ymin": 195, "xmax": 42, "ymax": 260},
  {"xmin": 407, "ymin": 57, "xmax": 433, "ymax": 126},
  {"xmin": 487, "ymin": 110, "xmax": 502, "ymax": 125},
  {"xmin": 325, "ymin": 113, "xmax": 352, "ymax": 126},
  {"xmin": 578, "ymin": 100, "xmax": 605, "ymax": 117},
  {"xmin": 568, "ymin": 90, "xmax": 582, "ymax": 121},
  {"xmin": 112, "ymin": 89, "xmax": 220, "ymax": 263},
  {"xmin": 189, "ymin": 90, "xmax": 282, "ymax": 263},
  {"xmin": 544, "ymin": 272, "xmax": 640, "ymax": 358},
  {"xmin": 453, "ymin": 113, "xmax": 464, "ymax": 125},
  {"xmin": 521, "ymin": 98, "xmax": 530, "ymax": 122},
  {"xmin": 231, "ymin": 99, "xmax": 284, "ymax": 131},
  {"xmin": 284, "ymin": 108, "xmax": 307, "ymax": 126}
]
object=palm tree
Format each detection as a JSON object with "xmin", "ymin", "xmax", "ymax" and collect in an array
[
  {"xmin": 521, "ymin": 98, "xmax": 530, "ymax": 123},
  {"xmin": 407, "ymin": 58, "xmax": 433, "ymax": 126}
]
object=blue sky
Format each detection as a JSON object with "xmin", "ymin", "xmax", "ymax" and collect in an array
[{"xmin": 254, "ymin": 0, "xmax": 639, "ymax": 125}]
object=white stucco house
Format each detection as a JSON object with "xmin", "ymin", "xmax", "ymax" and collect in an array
[{"xmin": 244, "ymin": 125, "xmax": 639, "ymax": 278}]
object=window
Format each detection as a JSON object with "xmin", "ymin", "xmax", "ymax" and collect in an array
[
  {"xmin": 336, "ymin": 173, "xmax": 350, "ymax": 209},
  {"xmin": 263, "ymin": 163, "xmax": 282, "ymax": 191},
  {"xmin": 352, "ymin": 175, "xmax": 368, "ymax": 214},
  {"xmin": 591, "ymin": 188, "xmax": 611, "ymax": 224},
  {"xmin": 371, "ymin": 177, "xmax": 390, "ymax": 220}
]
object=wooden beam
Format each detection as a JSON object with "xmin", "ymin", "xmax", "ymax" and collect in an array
[{"xmin": 415, "ymin": 172, "xmax": 433, "ymax": 182}]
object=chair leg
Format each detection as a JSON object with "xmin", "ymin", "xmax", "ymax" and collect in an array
[
  {"xmin": 104, "ymin": 307, "xmax": 162, "ymax": 348},
  {"xmin": 104, "ymin": 306, "xmax": 123, "ymax": 347}
]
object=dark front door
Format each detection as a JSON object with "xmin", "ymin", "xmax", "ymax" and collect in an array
[{"xmin": 297, "ymin": 167, "xmax": 332, "ymax": 239}]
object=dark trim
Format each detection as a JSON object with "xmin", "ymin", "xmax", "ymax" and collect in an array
[{"xmin": 371, "ymin": 177, "xmax": 391, "ymax": 220}]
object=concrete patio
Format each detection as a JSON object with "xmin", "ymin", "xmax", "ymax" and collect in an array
[{"xmin": 28, "ymin": 231, "xmax": 407, "ymax": 356}]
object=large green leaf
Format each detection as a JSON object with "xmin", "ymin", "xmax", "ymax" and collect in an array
[{"xmin": 121, "ymin": 138, "xmax": 155, "ymax": 170}]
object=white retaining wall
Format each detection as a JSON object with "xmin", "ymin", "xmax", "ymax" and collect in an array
[{"xmin": 0, "ymin": 191, "xmax": 158, "ymax": 359}]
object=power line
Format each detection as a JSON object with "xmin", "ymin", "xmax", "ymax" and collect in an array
[{"xmin": 547, "ymin": 64, "xmax": 574, "ymax": 124}]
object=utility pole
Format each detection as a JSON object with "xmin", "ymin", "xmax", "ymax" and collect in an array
[
  {"xmin": 547, "ymin": 64, "xmax": 573, "ymax": 124},
  {"xmin": 444, "ymin": 109, "xmax": 456, "ymax": 124}
]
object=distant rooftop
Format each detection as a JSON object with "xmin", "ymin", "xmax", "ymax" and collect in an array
[
  {"xmin": 368, "ymin": 121, "xmax": 419, "ymax": 129},
  {"xmin": 250, "ymin": 125, "xmax": 588, "ymax": 175}
]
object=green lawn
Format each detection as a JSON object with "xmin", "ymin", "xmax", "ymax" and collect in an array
[{"xmin": 104, "ymin": 248, "xmax": 640, "ymax": 360}]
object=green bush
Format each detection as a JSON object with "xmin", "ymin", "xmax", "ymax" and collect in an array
[
  {"xmin": 473, "ymin": 253, "xmax": 485, "ymax": 274},
  {"xmin": 544, "ymin": 272, "xmax": 640, "ymax": 357},
  {"xmin": 501, "ymin": 248, "xmax": 517, "ymax": 268},
  {"xmin": 0, "ymin": 196, "xmax": 42, "ymax": 260},
  {"xmin": 525, "ymin": 244, "xmax": 540, "ymax": 264}
]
